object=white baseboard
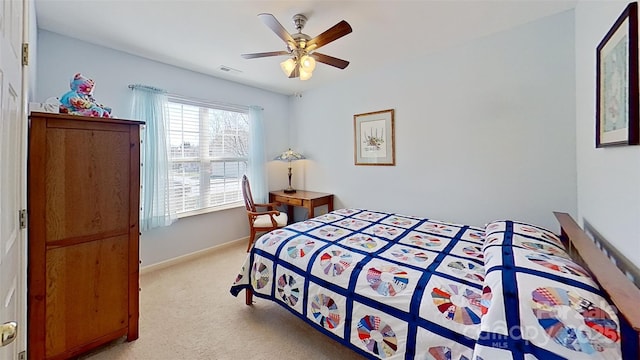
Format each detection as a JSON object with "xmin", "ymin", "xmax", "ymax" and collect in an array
[{"xmin": 140, "ymin": 237, "xmax": 248, "ymax": 275}]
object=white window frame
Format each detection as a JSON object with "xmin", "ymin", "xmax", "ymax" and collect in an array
[{"xmin": 167, "ymin": 95, "xmax": 249, "ymax": 218}]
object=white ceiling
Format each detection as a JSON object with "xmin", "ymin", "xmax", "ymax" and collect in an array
[{"xmin": 34, "ymin": 0, "xmax": 577, "ymax": 96}]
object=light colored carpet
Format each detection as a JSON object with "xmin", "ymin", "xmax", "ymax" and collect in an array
[{"xmin": 80, "ymin": 240, "xmax": 365, "ymax": 360}]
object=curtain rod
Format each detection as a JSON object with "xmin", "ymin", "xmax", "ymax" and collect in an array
[
  {"xmin": 128, "ymin": 84, "xmax": 167, "ymax": 93},
  {"xmin": 128, "ymin": 84, "xmax": 264, "ymax": 111},
  {"xmin": 167, "ymin": 93, "xmax": 263, "ymax": 112}
]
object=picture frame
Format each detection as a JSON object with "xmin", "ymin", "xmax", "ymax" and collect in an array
[
  {"xmin": 596, "ymin": 2, "xmax": 639, "ymax": 147},
  {"xmin": 354, "ymin": 109, "xmax": 395, "ymax": 166}
]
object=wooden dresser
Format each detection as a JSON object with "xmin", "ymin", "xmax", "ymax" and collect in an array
[{"xmin": 27, "ymin": 112, "xmax": 144, "ymax": 359}]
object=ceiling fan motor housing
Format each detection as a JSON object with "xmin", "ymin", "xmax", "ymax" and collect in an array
[
  {"xmin": 290, "ymin": 14, "xmax": 311, "ymax": 52},
  {"xmin": 291, "ymin": 33, "xmax": 312, "ymax": 52}
]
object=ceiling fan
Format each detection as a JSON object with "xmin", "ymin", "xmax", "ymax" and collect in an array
[{"xmin": 241, "ymin": 13, "xmax": 352, "ymax": 80}]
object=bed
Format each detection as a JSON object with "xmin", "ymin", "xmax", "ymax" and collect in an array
[{"xmin": 230, "ymin": 209, "xmax": 640, "ymax": 359}]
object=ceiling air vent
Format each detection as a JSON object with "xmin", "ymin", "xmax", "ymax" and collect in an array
[{"xmin": 218, "ymin": 65, "xmax": 242, "ymax": 74}]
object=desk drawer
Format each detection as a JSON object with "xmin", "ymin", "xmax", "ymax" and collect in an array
[{"xmin": 273, "ymin": 195, "xmax": 302, "ymax": 206}]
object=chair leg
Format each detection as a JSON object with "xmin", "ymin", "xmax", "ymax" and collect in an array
[{"xmin": 247, "ymin": 230, "xmax": 256, "ymax": 252}]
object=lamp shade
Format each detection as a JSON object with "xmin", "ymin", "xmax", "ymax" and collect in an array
[
  {"xmin": 280, "ymin": 55, "xmax": 315, "ymax": 80},
  {"xmin": 299, "ymin": 68, "xmax": 312, "ymax": 81},
  {"xmin": 274, "ymin": 148, "xmax": 305, "ymax": 194},
  {"xmin": 280, "ymin": 58, "xmax": 296, "ymax": 77},
  {"xmin": 300, "ymin": 55, "xmax": 316, "ymax": 72},
  {"xmin": 274, "ymin": 148, "xmax": 306, "ymax": 161}
]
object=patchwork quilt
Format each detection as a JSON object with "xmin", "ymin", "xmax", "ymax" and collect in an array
[
  {"xmin": 230, "ymin": 209, "xmax": 622, "ymax": 360},
  {"xmin": 476, "ymin": 221, "xmax": 622, "ymax": 360}
]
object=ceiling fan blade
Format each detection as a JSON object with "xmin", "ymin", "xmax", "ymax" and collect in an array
[
  {"xmin": 311, "ymin": 52, "xmax": 350, "ymax": 69},
  {"xmin": 258, "ymin": 13, "xmax": 297, "ymax": 50},
  {"xmin": 306, "ymin": 20, "xmax": 352, "ymax": 51},
  {"xmin": 241, "ymin": 51, "xmax": 289, "ymax": 59}
]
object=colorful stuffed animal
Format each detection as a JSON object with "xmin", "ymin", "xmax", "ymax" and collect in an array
[{"xmin": 59, "ymin": 73, "xmax": 112, "ymax": 117}]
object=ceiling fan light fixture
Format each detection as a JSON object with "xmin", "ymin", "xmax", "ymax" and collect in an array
[
  {"xmin": 300, "ymin": 55, "xmax": 316, "ymax": 72},
  {"xmin": 299, "ymin": 68, "xmax": 312, "ymax": 81},
  {"xmin": 280, "ymin": 58, "xmax": 296, "ymax": 76}
]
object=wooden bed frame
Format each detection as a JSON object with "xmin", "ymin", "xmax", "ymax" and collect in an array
[
  {"xmin": 244, "ymin": 212, "xmax": 640, "ymax": 356},
  {"xmin": 554, "ymin": 212, "xmax": 640, "ymax": 357}
]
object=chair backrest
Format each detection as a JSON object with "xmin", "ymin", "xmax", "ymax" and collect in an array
[{"xmin": 241, "ymin": 175, "xmax": 256, "ymax": 212}]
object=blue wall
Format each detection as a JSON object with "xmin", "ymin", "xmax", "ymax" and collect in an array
[{"xmin": 35, "ymin": 30, "xmax": 290, "ymax": 265}]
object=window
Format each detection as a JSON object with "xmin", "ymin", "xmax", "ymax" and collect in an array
[{"xmin": 167, "ymin": 97, "xmax": 249, "ymax": 216}]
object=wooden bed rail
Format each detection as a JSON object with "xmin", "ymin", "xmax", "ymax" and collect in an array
[{"xmin": 554, "ymin": 212, "xmax": 640, "ymax": 356}]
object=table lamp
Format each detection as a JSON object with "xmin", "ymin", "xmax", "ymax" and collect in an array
[{"xmin": 274, "ymin": 148, "xmax": 306, "ymax": 193}]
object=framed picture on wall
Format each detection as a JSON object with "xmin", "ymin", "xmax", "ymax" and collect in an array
[
  {"xmin": 354, "ymin": 109, "xmax": 395, "ymax": 165},
  {"xmin": 596, "ymin": 1, "xmax": 639, "ymax": 147}
]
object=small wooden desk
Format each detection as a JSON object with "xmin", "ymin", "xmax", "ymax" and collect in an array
[{"xmin": 269, "ymin": 190, "xmax": 334, "ymax": 222}]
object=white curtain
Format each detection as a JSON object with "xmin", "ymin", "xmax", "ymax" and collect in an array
[
  {"xmin": 247, "ymin": 105, "xmax": 267, "ymax": 203},
  {"xmin": 129, "ymin": 84, "xmax": 175, "ymax": 231}
]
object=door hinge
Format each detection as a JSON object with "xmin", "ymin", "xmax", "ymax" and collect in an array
[
  {"xmin": 22, "ymin": 43, "xmax": 28, "ymax": 66},
  {"xmin": 19, "ymin": 209, "xmax": 26, "ymax": 229},
  {"xmin": 19, "ymin": 351, "xmax": 26, "ymax": 360}
]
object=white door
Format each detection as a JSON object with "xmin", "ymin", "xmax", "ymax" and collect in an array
[{"xmin": 0, "ymin": 0, "xmax": 25, "ymax": 359}]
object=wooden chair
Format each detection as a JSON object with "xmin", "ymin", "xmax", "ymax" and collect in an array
[{"xmin": 242, "ymin": 175, "xmax": 288, "ymax": 252}]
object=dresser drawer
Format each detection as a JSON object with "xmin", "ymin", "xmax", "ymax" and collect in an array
[{"xmin": 273, "ymin": 195, "xmax": 303, "ymax": 206}]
